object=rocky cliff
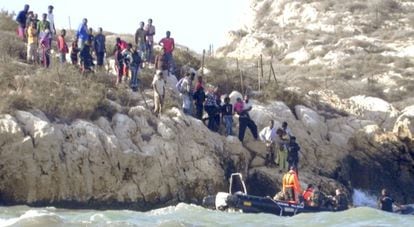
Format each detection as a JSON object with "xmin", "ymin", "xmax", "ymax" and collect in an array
[{"xmin": 0, "ymin": 88, "xmax": 413, "ymax": 209}]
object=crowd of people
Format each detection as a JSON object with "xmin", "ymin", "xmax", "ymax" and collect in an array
[{"xmin": 15, "ymin": 4, "xmax": 176, "ymax": 92}]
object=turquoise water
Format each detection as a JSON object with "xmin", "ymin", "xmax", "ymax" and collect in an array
[{"xmin": 0, "ymin": 203, "xmax": 413, "ymax": 227}]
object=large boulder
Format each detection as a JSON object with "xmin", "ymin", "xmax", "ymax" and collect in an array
[
  {"xmin": 0, "ymin": 108, "xmax": 250, "ymax": 210},
  {"xmin": 393, "ymin": 105, "xmax": 414, "ymax": 140}
]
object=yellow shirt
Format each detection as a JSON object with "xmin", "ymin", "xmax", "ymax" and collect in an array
[{"xmin": 27, "ymin": 27, "xmax": 37, "ymax": 45}]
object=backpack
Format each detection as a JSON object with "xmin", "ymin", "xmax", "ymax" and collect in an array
[{"xmin": 176, "ymin": 77, "xmax": 185, "ymax": 93}]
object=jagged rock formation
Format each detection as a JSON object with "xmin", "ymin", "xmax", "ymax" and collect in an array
[{"xmin": 0, "ymin": 87, "xmax": 413, "ymax": 208}]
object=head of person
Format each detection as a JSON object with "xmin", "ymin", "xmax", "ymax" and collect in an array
[
  {"xmin": 82, "ymin": 18, "xmax": 88, "ymax": 25},
  {"xmin": 198, "ymin": 76, "xmax": 203, "ymax": 82},
  {"xmin": 290, "ymin": 136, "xmax": 296, "ymax": 143},
  {"xmin": 27, "ymin": 11, "xmax": 33, "ymax": 18},
  {"xmin": 24, "ymin": 4, "xmax": 30, "ymax": 12},
  {"xmin": 269, "ymin": 120, "xmax": 274, "ymax": 129},
  {"xmin": 30, "ymin": 20, "xmax": 36, "ymax": 28},
  {"xmin": 244, "ymin": 95, "xmax": 249, "ymax": 103},
  {"xmin": 98, "ymin": 27, "xmax": 103, "ymax": 34},
  {"xmin": 88, "ymin": 27, "xmax": 93, "ymax": 34},
  {"xmin": 148, "ymin": 18, "xmax": 153, "ymax": 25},
  {"xmin": 116, "ymin": 37, "xmax": 121, "ymax": 44},
  {"xmin": 289, "ymin": 166, "xmax": 296, "ymax": 173},
  {"xmin": 48, "ymin": 5, "xmax": 54, "ymax": 13},
  {"xmin": 282, "ymin": 121, "xmax": 288, "ymax": 129},
  {"xmin": 61, "ymin": 29, "xmax": 66, "ymax": 36},
  {"xmin": 381, "ymin": 188, "xmax": 388, "ymax": 196},
  {"xmin": 157, "ymin": 71, "xmax": 163, "ymax": 79},
  {"xmin": 335, "ymin": 189, "xmax": 342, "ymax": 196},
  {"xmin": 139, "ymin": 21, "xmax": 144, "ymax": 28},
  {"xmin": 42, "ymin": 13, "xmax": 47, "ymax": 21},
  {"xmin": 166, "ymin": 31, "xmax": 171, "ymax": 38},
  {"xmin": 307, "ymin": 184, "xmax": 314, "ymax": 190},
  {"xmin": 34, "ymin": 13, "xmax": 38, "ymax": 20},
  {"xmin": 224, "ymin": 96, "xmax": 230, "ymax": 104},
  {"xmin": 190, "ymin": 72, "xmax": 196, "ymax": 80},
  {"xmin": 236, "ymin": 97, "xmax": 242, "ymax": 103},
  {"xmin": 127, "ymin": 43, "xmax": 133, "ymax": 50},
  {"xmin": 276, "ymin": 128, "xmax": 283, "ymax": 135}
]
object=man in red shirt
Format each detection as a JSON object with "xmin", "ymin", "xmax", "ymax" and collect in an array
[{"xmin": 158, "ymin": 31, "xmax": 175, "ymax": 73}]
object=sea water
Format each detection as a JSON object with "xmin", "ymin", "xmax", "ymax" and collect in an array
[{"xmin": 0, "ymin": 190, "xmax": 413, "ymax": 227}]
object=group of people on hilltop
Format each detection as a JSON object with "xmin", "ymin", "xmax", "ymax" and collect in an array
[
  {"xmin": 17, "ymin": 4, "xmax": 57, "ymax": 67},
  {"xmin": 15, "ymin": 3, "xmax": 178, "ymax": 93}
]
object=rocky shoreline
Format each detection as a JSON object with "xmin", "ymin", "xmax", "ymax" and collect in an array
[{"xmin": 0, "ymin": 89, "xmax": 413, "ymax": 210}]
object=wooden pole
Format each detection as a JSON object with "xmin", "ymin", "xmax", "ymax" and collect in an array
[
  {"xmin": 236, "ymin": 58, "xmax": 239, "ymax": 71},
  {"xmin": 201, "ymin": 49, "xmax": 205, "ymax": 76},
  {"xmin": 240, "ymin": 70, "xmax": 244, "ymax": 94},
  {"xmin": 270, "ymin": 63, "xmax": 278, "ymax": 85},
  {"xmin": 260, "ymin": 54, "xmax": 264, "ymax": 78}
]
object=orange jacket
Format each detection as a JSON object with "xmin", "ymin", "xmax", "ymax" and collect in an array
[{"xmin": 282, "ymin": 170, "xmax": 301, "ymax": 196}]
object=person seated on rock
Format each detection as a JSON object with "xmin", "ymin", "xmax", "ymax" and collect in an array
[
  {"xmin": 259, "ymin": 120, "xmax": 277, "ymax": 167},
  {"xmin": 330, "ymin": 189, "xmax": 349, "ymax": 211},
  {"xmin": 378, "ymin": 188, "xmax": 403, "ymax": 212},
  {"xmin": 282, "ymin": 166, "xmax": 301, "ymax": 203}
]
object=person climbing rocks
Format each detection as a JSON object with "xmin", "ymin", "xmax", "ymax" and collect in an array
[
  {"xmin": 259, "ymin": 120, "xmax": 277, "ymax": 166},
  {"xmin": 234, "ymin": 95, "xmax": 258, "ymax": 142},
  {"xmin": 282, "ymin": 166, "xmax": 301, "ymax": 203}
]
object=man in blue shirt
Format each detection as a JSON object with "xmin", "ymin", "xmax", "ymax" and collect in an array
[{"xmin": 77, "ymin": 18, "xmax": 89, "ymax": 49}]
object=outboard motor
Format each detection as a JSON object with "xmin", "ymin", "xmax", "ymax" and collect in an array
[{"xmin": 229, "ymin": 173, "xmax": 247, "ymax": 194}]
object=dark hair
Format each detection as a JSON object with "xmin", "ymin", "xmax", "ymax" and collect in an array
[
  {"xmin": 224, "ymin": 97, "xmax": 230, "ymax": 103},
  {"xmin": 307, "ymin": 184, "xmax": 313, "ymax": 189}
]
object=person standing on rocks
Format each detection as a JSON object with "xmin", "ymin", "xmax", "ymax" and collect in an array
[
  {"xmin": 221, "ymin": 96, "xmax": 233, "ymax": 136},
  {"xmin": 193, "ymin": 76, "xmax": 205, "ymax": 120},
  {"xmin": 259, "ymin": 120, "xmax": 277, "ymax": 166},
  {"xmin": 47, "ymin": 5, "xmax": 56, "ymax": 36},
  {"xmin": 282, "ymin": 166, "xmax": 301, "ymax": 203},
  {"xmin": 26, "ymin": 21, "xmax": 38, "ymax": 64},
  {"xmin": 152, "ymin": 71, "xmax": 165, "ymax": 116},
  {"xmin": 275, "ymin": 128, "xmax": 289, "ymax": 170},
  {"xmin": 287, "ymin": 136, "xmax": 300, "ymax": 170},
  {"xmin": 76, "ymin": 18, "xmax": 89, "ymax": 49},
  {"xmin": 16, "ymin": 4, "xmax": 30, "ymax": 40},
  {"xmin": 158, "ymin": 31, "xmax": 175, "ymax": 73},
  {"xmin": 57, "ymin": 29, "xmax": 69, "ymax": 64},
  {"xmin": 135, "ymin": 21, "xmax": 147, "ymax": 61},
  {"xmin": 124, "ymin": 44, "xmax": 142, "ymax": 92},
  {"xmin": 144, "ymin": 18, "xmax": 155, "ymax": 63},
  {"xmin": 180, "ymin": 72, "xmax": 194, "ymax": 115},
  {"xmin": 94, "ymin": 27, "xmax": 106, "ymax": 69},
  {"xmin": 282, "ymin": 121, "xmax": 294, "ymax": 138},
  {"xmin": 39, "ymin": 29, "xmax": 52, "ymax": 68}
]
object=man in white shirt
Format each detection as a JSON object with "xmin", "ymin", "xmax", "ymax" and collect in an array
[
  {"xmin": 47, "ymin": 5, "xmax": 55, "ymax": 35},
  {"xmin": 259, "ymin": 120, "xmax": 277, "ymax": 167}
]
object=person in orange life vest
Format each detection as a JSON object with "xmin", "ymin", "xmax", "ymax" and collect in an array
[
  {"xmin": 282, "ymin": 166, "xmax": 301, "ymax": 203},
  {"xmin": 302, "ymin": 184, "xmax": 314, "ymax": 206}
]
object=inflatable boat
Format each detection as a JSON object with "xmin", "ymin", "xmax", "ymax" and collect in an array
[{"xmin": 202, "ymin": 173, "xmax": 414, "ymax": 216}]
